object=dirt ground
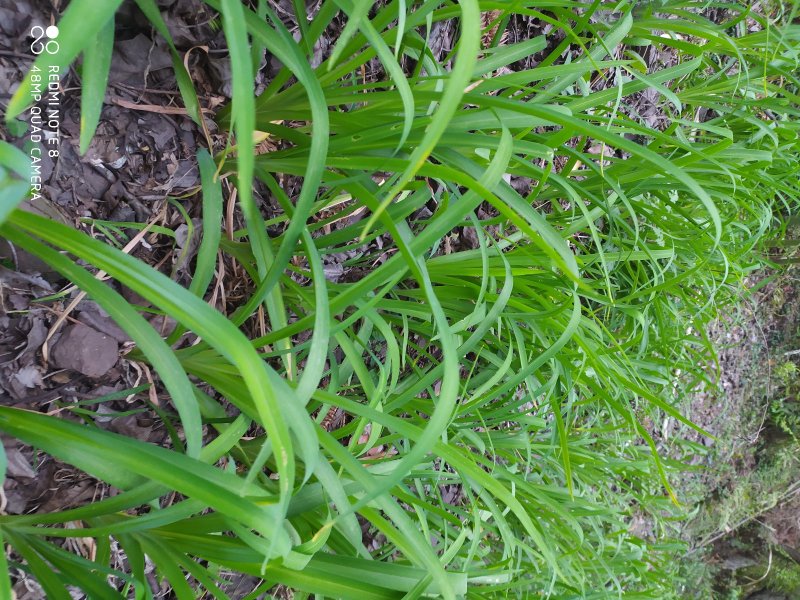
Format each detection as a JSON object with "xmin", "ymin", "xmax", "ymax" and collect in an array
[{"xmin": 669, "ymin": 264, "xmax": 800, "ymax": 598}]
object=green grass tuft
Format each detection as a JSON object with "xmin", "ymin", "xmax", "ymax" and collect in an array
[{"xmin": 1, "ymin": 0, "xmax": 800, "ymax": 597}]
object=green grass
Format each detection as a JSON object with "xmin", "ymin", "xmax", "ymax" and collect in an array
[{"xmin": 1, "ymin": 0, "xmax": 800, "ymax": 597}]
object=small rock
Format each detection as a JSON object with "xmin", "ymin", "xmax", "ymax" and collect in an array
[{"xmin": 51, "ymin": 324, "xmax": 118, "ymax": 378}]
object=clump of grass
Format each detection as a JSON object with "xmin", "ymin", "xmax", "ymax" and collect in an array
[
  {"xmin": 1, "ymin": 0, "xmax": 800, "ymax": 598},
  {"xmin": 769, "ymin": 359, "xmax": 800, "ymax": 440}
]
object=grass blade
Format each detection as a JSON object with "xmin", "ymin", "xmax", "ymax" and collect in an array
[{"xmin": 78, "ymin": 15, "xmax": 114, "ymax": 154}]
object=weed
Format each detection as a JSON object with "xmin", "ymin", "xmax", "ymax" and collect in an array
[{"xmin": 0, "ymin": 0, "xmax": 799, "ymax": 597}]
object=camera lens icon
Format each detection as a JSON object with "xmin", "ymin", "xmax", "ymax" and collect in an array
[{"xmin": 30, "ymin": 24, "xmax": 60, "ymax": 54}]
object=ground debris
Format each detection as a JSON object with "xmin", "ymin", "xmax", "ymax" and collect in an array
[{"xmin": 51, "ymin": 323, "xmax": 119, "ymax": 379}]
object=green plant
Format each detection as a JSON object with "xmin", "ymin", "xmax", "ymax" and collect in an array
[
  {"xmin": 769, "ymin": 360, "xmax": 800, "ymax": 439},
  {"xmin": 1, "ymin": 0, "xmax": 799, "ymax": 598},
  {"xmin": 765, "ymin": 547, "xmax": 800, "ymax": 594},
  {"xmin": 776, "ymin": 360, "xmax": 797, "ymax": 385}
]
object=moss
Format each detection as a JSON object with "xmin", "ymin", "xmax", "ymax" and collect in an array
[{"xmin": 767, "ymin": 550, "xmax": 800, "ymax": 595}]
